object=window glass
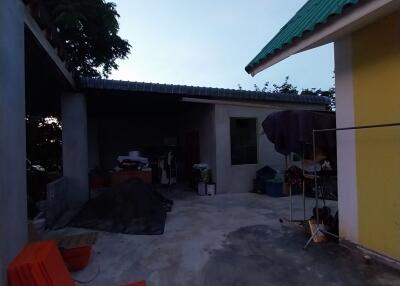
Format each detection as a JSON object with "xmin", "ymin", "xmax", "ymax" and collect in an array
[{"xmin": 230, "ymin": 118, "xmax": 258, "ymax": 165}]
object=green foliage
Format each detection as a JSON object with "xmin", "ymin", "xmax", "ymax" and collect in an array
[
  {"xmin": 26, "ymin": 116, "xmax": 62, "ymax": 171},
  {"xmin": 253, "ymin": 76, "xmax": 336, "ymax": 110},
  {"xmin": 43, "ymin": 0, "xmax": 131, "ymax": 77},
  {"xmin": 301, "ymin": 87, "xmax": 336, "ymax": 110}
]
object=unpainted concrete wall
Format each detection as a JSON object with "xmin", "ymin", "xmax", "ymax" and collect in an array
[
  {"xmin": 214, "ymin": 104, "xmax": 287, "ymax": 193},
  {"xmin": 334, "ymin": 37, "xmax": 358, "ymax": 245},
  {"xmin": 0, "ymin": 0, "xmax": 27, "ymax": 284},
  {"xmin": 62, "ymin": 93, "xmax": 89, "ymax": 208}
]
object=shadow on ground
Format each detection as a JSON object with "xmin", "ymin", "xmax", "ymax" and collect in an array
[{"xmin": 203, "ymin": 224, "xmax": 400, "ymax": 286}]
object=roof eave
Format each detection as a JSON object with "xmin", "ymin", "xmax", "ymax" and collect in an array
[
  {"xmin": 247, "ymin": 0, "xmax": 399, "ymax": 76},
  {"xmin": 23, "ymin": 2, "xmax": 76, "ymax": 89},
  {"xmin": 80, "ymin": 77, "xmax": 330, "ymax": 105}
]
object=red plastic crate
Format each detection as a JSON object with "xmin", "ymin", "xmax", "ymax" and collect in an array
[{"xmin": 8, "ymin": 240, "xmax": 75, "ymax": 286}]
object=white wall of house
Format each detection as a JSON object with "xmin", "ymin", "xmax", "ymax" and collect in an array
[
  {"xmin": 214, "ymin": 104, "xmax": 287, "ymax": 193},
  {"xmin": 334, "ymin": 37, "xmax": 359, "ymax": 243}
]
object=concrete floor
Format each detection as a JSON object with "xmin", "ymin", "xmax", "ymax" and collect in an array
[{"xmin": 49, "ymin": 191, "xmax": 400, "ymax": 286}]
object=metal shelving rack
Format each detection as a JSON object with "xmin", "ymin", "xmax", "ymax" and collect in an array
[{"xmin": 304, "ymin": 122, "xmax": 400, "ymax": 249}]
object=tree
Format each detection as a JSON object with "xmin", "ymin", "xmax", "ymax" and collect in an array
[
  {"xmin": 253, "ymin": 76, "xmax": 336, "ymax": 110},
  {"xmin": 301, "ymin": 87, "xmax": 336, "ymax": 111},
  {"xmin": 43, "ymin": 0, "xmax": 131, "ymax": 77},
  {"xmin": 26, "ymin": 116, "xmax": 62, "ymax": 172}
]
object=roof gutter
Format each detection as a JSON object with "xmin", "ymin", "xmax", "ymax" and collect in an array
[
  {"xmin": 181, "ymin": 97, "xmax": 327, "ymax": 110},
  {"xmin": 248, "ymin": 0, "xmax": 399, "ymax": 76}
]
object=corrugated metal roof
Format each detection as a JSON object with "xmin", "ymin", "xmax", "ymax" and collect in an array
[
  {"xmin": 79, "ymin": 77, "xmax": 330, "ymax": 106},
  {"xmin": 245, "ymin": 0, "xmax": 359, "ymax": 74}
]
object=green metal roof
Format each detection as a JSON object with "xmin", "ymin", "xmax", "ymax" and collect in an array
[{"xmin": 245, "ymin": 0, "xmax": 359, "ymax": 74}]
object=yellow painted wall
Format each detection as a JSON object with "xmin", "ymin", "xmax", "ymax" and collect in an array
[{"xmin": 352, "ymin": 11, "xmax": 400, "ymax": 258}]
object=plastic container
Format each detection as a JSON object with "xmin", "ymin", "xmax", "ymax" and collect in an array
[
  {"xmin": 7, "ymin": 240, "xmax": 75, "ymax": 286},
  {"xmin": 61, "ymin": 246, "xmax": 92, "ymax": 272},
  {"xmin": 265, "ymin": 181, "xmax": 287, "ymax": 197},
  {"xmin": 206, "ymin": 183, "xmax": 216, "ymax": 196},
  {"xmin": 197, "ymin": 182, "xmax": 207, "ymax": 196}
]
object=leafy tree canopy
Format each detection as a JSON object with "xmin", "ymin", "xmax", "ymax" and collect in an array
[
  {"xmin": 250, "ymin": 76, "xmax": 336, "ymax": 111},
  {"xmin": 44, "ymin": 0, "xmax": 131, "ymax": 77}
]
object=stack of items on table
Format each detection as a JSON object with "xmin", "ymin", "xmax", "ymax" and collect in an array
[
  {"xmin": 116, "ymin": 151, "xmax": 150, "ymax": 171},
  {"xmin": 192, "ymin": 164, "xmax": 216, "ymax": 196},
  {"xmin": 111, "ymin": 151, "xmax": 153, "ymax": 185}
]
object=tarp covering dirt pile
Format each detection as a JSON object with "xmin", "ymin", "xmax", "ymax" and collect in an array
[{"xmin": 69, "ymin": 180, "xmax": 172, "ymax": 235}]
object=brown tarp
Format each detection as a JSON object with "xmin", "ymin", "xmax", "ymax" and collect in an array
[{"xmin": 262, "ymin": 110, "xmax": 336, "ymax": 165}]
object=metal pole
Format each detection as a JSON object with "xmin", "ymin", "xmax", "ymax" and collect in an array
[
  {"xmin": 303, "ymin": 181, "xmax": 306, "ymax": 221},
  {"xmin": 290, "ymin": 184, "xmax": 293, "ymax": 222},
  {"xmin": 313, "ymin": 129, "xmax": 319, "ymax": 228},
  {"xmin": 314, "ymin": 122, "xmax": 400, "ymax": 133},
  {"xmin": 302, "ymin": 148, "xmax": 306, "ymax": 222}
]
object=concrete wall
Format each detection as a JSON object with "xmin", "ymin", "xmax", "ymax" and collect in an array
[
  {"xmin": 351, "ymin": 11, "xmax": 400, "ymax": 259},
  {"xmin": 46, "ymin": 177, "xmax": 68, "ymax": 227},
  {"xmin": 214, "ymin": 104, "xmax": 287, "ymax": 193},
  {"xmin": 334, "ymin": 37, "xmax": 359, "ymax": 244},
  {"xmin": 0, "ymin": 0, "xmax": 27, "ymax": 283},
  {"xmin": 62, "ymin": 93, "xmax": 89, "ymax": 208},
  {"xmin": 333, "ymin": 10, "xmax": 400, "ymax": 260}
]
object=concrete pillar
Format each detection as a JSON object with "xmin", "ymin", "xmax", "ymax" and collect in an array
[
  {"xmin": 62, "ymin": 93, "xmax": 89, "ymax": 208},
  {"xmin": 334, "ymin": 37, "xmax": 358, "ymax": 243},
  {"xmin": 0, "ymin": 0, "xmax": 27, "ymax": 284}
]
